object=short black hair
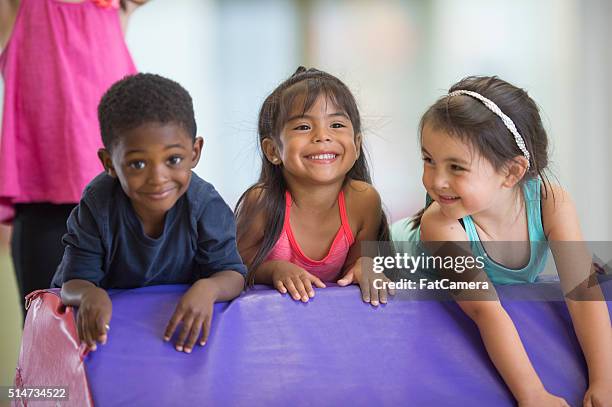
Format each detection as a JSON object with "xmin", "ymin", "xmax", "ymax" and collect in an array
[{"xmin": 98, "ymin": 73, "xmax": 197, "ymax": 150}]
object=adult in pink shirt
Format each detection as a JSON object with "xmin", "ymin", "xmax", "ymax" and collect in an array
[{"xmin": 0, "ymin": 0, "xmax": 146, "ymax": 314}]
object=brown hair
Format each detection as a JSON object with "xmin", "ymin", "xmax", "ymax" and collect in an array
[
  {"xmin": 411, "ymin": 76, "xmax": 551, "ymax": 229},
  {"xmin": 235, "ymin": 67, "xmax": 390, "ymax": 285}
]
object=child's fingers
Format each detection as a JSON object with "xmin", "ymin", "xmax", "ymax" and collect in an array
[
  {"xmin": 378, "ymin": 285, "xmax": 388, "ymax": 304},
  {"xmin": 309, "ymin": 275, "xmax": 326, "ymax": 289},
  {"xmin": 274, "ymin": 279, "xmax": 288, "ymax": 294},
  {"xmin": 95, "ymin": 316, "xmax": 108, "ymax": 344},
  {"xmin": 369, "ymin": 280, "xmax": 380, "ymax": 306},
  {"xmin": 382, "ymin": 276, "xmax": 396, "ymax": 296},
  {"xmin": 302, "ymin": 278, "xmax": 315, "ymax": 298},
  {"xmin": 83, "ymin": 315, "xmax": 97, "ymax": 351},
  {"xmin": 386, "ymin": 279, "xmax": 396, "ymax": 296},
  {"xmin": 79, "ymin": 313, "xmax": 92, "ymax": 350},
  {"xmin": 77, "ymin": 313, "xmax": 86, "ymax": 344},
  {"xmin": 183, "ymin": 316, "xmax": 204, "ymax": 354},
  {"xmin": 284, "ymin": 279, "xmax": 301, "ymax": 301},
  {"xmin": 200, "ymin": 315, "xmax": 211, "ymax": 346},
  {"xmin": 337, "ymin": 270, "xmax": 354, "ymax": 286},
  {"xmin": 175, "ymin": 314, "xmax": 195, "ymax": 352},
  {"xmin": 163, "ymin": 310, "xmax": 184, "ymax": 341},
  {"xmin": 78, "ymin": 314, "xmax": 93, "ymax": 352},
  {"xmin": 360, "ymin": 280, "xmax": 371, "ymax": 303},
  {"xmin": 292, "ymin": 277, "xmax": 309, "ymax": 302}
]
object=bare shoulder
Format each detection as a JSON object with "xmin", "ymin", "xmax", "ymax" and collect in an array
[
  {"xmin": 540, "ymin": 182, "xmax": 581, "ymax": 240},
  {"xmin": 343, "ymin": 179, "xmax": 382, "ymax": 238},
  {"xmin": 420, "ymin": 202, "xmax": 468, "ymax": 242},
  {"xmin": 236, "ymin": 184, "xmax": 266, "ymax": 225},
  {"xmin": 241, "ymin": 183, "xmax": 266, "ymax": 204},
  {"xmin": 344, "ymin": 179, "xmax": 381, "ymax": 208},
  {"xmin": 236, "ymin": 185, "xmax": 268, "ymax": 265}
]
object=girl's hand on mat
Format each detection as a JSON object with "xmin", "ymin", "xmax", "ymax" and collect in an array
[
  {"xmin": 583, "ymin": 382, "xmax": 612, "ymax": 407},
  {"xmin": 163, "ymin": 279, "xmax": 215, "ymax": 353},
  {"xmin": 78, "ymin": 287, "xmax": 112, "ymax": 352},
  {"xmin": 518, "ymin": 390, "xmax": 569, "ymax": 407},
  {"xmin": 338, "ymin": 257, "xmax": 394, "ymax": 307},
  {"xmin": 272, "ymin": 263, "xmax": 326, "ymax": 302}
]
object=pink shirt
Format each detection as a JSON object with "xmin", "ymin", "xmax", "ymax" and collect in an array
[
  {"xmin": 266, "ymin": 190, "xmax": 355, "ymax": 282},
  {"xmin": 0, "ymin": 0, "xmax": 137, "ymax": 223}
]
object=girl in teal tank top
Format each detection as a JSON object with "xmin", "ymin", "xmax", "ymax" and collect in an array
[
  {"xmin": 392, "ymin": 76, "xmax": 612, "ymax": 405},
  {"xmin": 392, "ymin": 178, "xmax": 548, "ymax": 284},
  {"xmin": 461, "ymin": 178, "xmax": 547, "ymax": 284}
]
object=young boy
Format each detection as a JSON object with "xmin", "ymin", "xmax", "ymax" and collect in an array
[{"xmin": 52, "ymin": 73, "xmax": 246, "ymax": 354}]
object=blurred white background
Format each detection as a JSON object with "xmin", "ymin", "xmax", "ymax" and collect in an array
[
  {"xmin": 125, "ymin": 0, "xmax": 612, "ymax": 238},
  {"xmin": 1, "ymin": 0, "xmax": 611, "ymax": 383}
]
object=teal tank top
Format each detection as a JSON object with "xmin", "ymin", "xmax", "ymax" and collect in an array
[{"xmin": 391, "ymin": 178, "xmax": 549, "ymax": 284}]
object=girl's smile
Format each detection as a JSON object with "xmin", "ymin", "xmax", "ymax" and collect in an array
[
  {"xmin": 304, "ymin": 151, "xmax": 340, "ymax": 164},
  {"xmin": 436, "ymin": 194, "xmax": 461, "ymax": 205}
]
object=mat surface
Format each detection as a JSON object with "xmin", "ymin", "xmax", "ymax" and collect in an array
[{"xmin": 78, "ymin": 281, "xmax": 611, "ymax": 406}]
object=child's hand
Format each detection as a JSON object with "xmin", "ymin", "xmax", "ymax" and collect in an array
[
  {"xmin": 77, "ymin": 287, "xmax": 112, "ymax": 352},
  {"xmin": 518, "ymin": 389, "xmax": 570, "ymax": 407},
  {"xmin": 271, "ymin": 263, "xmax": 326, "ymax": 302},
  {"xmin": 337, "ymin": 257, "xmax": 394, "ymax": 306},
  {"xmin": 584, "ymin": 382, "xmax": 612, "ymax": 407},
  {"xmin": 163, "ymin": 279, "xmax": 215, "ymax": 353}
]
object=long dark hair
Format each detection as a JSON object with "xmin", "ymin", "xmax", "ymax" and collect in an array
[
  {"xmin": 411, "ymin": 76, "xmax": 552, "ymax": 229},
  {"xmin": 235, "ymin": 67, "xmax": 390, "ymax": 285}
]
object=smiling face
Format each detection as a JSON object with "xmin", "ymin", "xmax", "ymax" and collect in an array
[
  {"xmin": 265, "ymin": 93, "xmax": 361, "ymax": 186},
  {"xmin": 421, "ymin": 124, "xmax": 508, "ymax": 220},
  {"xmin": 98, "ymin": 122, "xmax": 202, "ymax": 224}
]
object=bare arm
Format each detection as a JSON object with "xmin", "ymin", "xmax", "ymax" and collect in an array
[
  {"xmin": 61, "ymin": 278, "xmax": 106, "ymax": 306},
  {"xmin": 0, "ymin": 0, "xmax": 19, "ymax": 50},
  {"xmin": 341, "ymin": 180, "xmax": 382, "ymax": 271},
  {"xmin": 421, "ymin": 204, "xmax": 567, "ymax": 406},
  {"xmin": 61, "ymin": 279, "xmax": 112, "ymax": 351},
  {"xmin": 118, "ymin": 0, "xmax": 148, "ymax": 34},
  {"xmin": 197, "ymin": 269, "xmax": 245, "ymax": 302},
  {"xmin": 235, "ymin": 187, "xmax": 283, "ymax": 285},
  {"xmin": 337, "ymin": 181, "xmax": 391, "ymax": 305},
  {"xmin": 542, "ymin": 185, "xmax": 612, "ymax": 402},
  {"xmin": 458, "ymin": 301, "xmax": 556, "ymax": 404},
  {"xmin": 252, "ymin": 260, "xmax": 295, "ymax": 285}
]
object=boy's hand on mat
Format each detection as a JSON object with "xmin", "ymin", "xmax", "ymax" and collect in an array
[
  {"xmin": 272, "ymin": 263, "xmax": 326, "ymax": 302},
  {"xmin": 583, "ymin": 382, "xmax": 612, "ymax": 407},
  {"xmin": 163, "ymin": 279, "xmax": 215, "ymax": 353},
  {"xmin": 78, "ymin": 287, "xmax": 112, "ymax": 352},
  {"xmin": 338, "ymin": 257, "xmax": 394, "ymax": 307}
]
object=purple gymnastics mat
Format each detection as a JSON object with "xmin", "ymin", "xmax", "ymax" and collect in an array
[{"xmin": 81, "ymin": 281, "xmax": 612, "ymax": 406}]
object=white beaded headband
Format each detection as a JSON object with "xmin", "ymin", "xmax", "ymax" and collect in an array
[{"xmin": 448, "ymin": 90, "xmax": 531, "ymax": 170}]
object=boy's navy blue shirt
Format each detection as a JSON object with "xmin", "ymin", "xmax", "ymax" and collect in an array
[{"xmin": 52, "ymin": 172, "xmax": 247, "ymax": 289}]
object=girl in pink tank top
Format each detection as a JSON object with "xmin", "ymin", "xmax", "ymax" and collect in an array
[{"xmin": 236, "ymin": 67, "xmax": 392, "ymax": 306}]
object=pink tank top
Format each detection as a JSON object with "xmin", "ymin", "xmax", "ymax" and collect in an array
[
  {"xmin": 0, "ymin": 0, "xmax": 137, "ymax": 223},
  {"xmin": 266, "ymin": 190, "xmax": 355, "ymax": 282}
]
